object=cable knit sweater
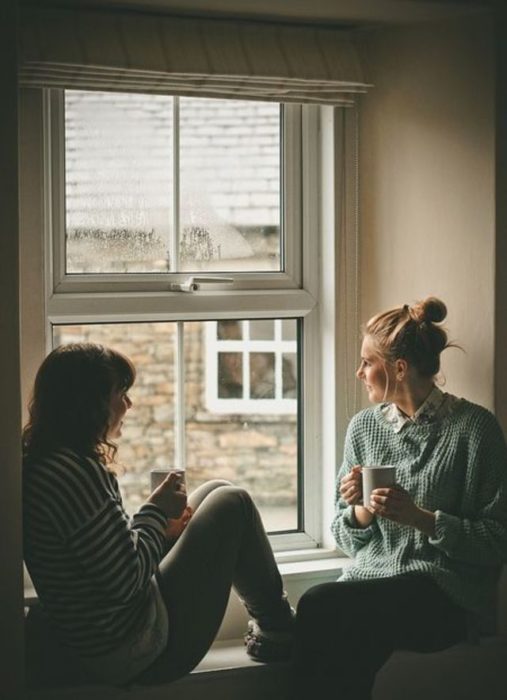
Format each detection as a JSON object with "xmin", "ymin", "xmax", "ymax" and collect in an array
[{"xmin": 331, "ymin": 396, "xmax": 507, "ymax": 612}]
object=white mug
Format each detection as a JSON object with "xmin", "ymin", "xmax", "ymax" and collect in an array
[
  {"xmin": 362, "ymin": 465, "xmax": 396, "ymax": 506},
  {"xmin": 150, "ymin": 468, "xmax": 186, "ymax": 492}
]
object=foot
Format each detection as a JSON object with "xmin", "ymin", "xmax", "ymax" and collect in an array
[{"xmin": 244, "ymin": 618, "xmax": 294, "ymax": 663}]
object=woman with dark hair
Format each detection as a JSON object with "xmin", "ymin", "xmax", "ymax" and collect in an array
[
  {"xmin": 293, "ymin": 297, "xmax": 507, "ymax": 699},
  {"xmin": 23, "ymin": 343, "xmax": 293, "ymax": 687}
]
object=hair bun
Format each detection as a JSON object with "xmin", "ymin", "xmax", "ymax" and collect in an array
[{"xmin": 411, "ymin": 297, "xmax": 447, "ymax": 324}]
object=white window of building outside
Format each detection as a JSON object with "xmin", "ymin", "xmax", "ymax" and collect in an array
[{"xmin": 24, "ymin": 88, "xmax": 344, "ymax": 552}]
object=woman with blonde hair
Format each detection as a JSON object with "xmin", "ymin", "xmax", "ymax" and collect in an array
[
  {"xmin": 23, "ymin": 343, "xmax": 293, "ymax": 687},
  {"xmin": 293, "ymin": 297, "xmax": 507, "ymax": 699}
]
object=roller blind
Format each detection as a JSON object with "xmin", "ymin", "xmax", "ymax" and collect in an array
[{"xmin": 18, "ymin": 7, "xmax": 370, "ymax": 105}]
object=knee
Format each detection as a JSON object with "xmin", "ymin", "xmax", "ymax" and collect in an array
[
  {"xmin": 296, "ymin": 582, "xmax": 350, "ymax": 635},
  {"xmin": 206, "ymin": 484, "xmax": 254, "ymax": 521},
  {"xmin": 297, "ymin": 583, "xmax": 333, "ymax": 622},
  {"xmin": 203, "ymin": 479, "xmax": 233, "ymax": 491}
]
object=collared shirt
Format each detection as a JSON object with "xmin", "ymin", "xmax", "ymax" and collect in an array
[{"xmin": 380, "ymin": 385, "xmax": 459, "ymax": 433}]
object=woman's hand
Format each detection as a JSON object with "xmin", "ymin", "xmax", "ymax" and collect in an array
[
  {"xmin": 340, "ymin": 466, "xmax": 375, "ymax": 527},
  {"xmin": 339, "ymin": 465, "xmax": 363, "ymax": 505},
  {"xmin": 165, "ymin": 505, "xmax": 193, "ymax": 543},
  {"xmin": 369, "ymin": 485, "xmax": 436, "ymax": 536},
  {"xmin": 148, "ymin": 471, "xmax": 187, "ymax": 519}
]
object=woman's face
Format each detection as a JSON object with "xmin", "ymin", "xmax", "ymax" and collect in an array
[
  {"xmin": 356, "ymin": 336, "xmax": 396, "ymax": 404},
  {"xmin": 108, "ymin": 387, "xmax": 133, "ymax": 439}
]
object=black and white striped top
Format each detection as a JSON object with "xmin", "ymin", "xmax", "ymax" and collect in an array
[{"xmin": 23, "ymin": 448, "xmax": 168, "ymax": 658}]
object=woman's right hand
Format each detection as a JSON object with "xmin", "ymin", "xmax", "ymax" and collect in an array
[
  {"xmin": 148, "ymin": 471, "xmax": 187, "ymax": 519},
  {"xmin": 339, "ymin": 465, "xmax": 363, "ymax": 505},
  {"xmin": 340, "ymin": 465, "xmax": 375, "ymax": 528}
]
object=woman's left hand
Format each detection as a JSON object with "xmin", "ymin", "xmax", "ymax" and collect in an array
[{"xmin": 369, "ymin": 485, "xmax": 420, "ymax": 527}]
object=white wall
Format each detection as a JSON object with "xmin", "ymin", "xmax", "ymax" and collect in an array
[{"xmin": 357, "ymin": 15, "xmax": 495, "ymax": 409}]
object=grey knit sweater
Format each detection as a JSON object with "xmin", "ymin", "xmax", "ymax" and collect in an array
[{"xmin": 331, "ymin": 397, "xmax": 507, "ymax": 612}]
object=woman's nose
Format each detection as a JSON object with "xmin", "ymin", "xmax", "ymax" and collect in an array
[{"xmin": 356, "ymin": 366, "xmax": 363, "ymax": 380}]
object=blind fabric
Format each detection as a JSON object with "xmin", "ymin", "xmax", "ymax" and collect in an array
[{"xmin": 18, "ymin": 7, "xmax": 370, "ymax": 105}]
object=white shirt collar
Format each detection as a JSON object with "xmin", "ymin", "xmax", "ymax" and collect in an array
[{"xmin": 381, "ymin": 386, "xmax": 454, "ymax": 433}]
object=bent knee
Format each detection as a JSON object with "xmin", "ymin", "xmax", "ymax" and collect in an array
[
  {"xmin": 206, "ymin": 484, "xmax": 254, "ymax": 520},
  {"xmin": 297, "ymin": 582, "xmax": 341, "ymax": 620},
  {"xmin": 203, "ymin": 479, "xmax": 233, "ymax": 491}
]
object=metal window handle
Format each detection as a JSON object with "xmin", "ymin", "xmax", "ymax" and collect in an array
[{"xmin": 170, "ymin": 276, "xmax": 234, "ymax": 293}]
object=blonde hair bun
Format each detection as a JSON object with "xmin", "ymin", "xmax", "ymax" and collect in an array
[{"xmin": 411, "ymin": 297, "xmax": 447, "ymax": 324}]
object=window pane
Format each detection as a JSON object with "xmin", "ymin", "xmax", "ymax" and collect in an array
[
  {"xmin": 52, "ymin": 320, "xmax": 299, "ymax": 533},
  {"xmin": 250, "ymin": 352, "xmax": 275, "ymax": 399},
  {"xmin": 217, "ymin": 352, "xmax": 243, "ymax": 398},
  {"xmin": 52, "ymin": 323, "xmax": 177, "ymax": 514},
  {"xmin": 179, "ymin": 97, "xmax": 281, "ymax": 272},
  {"xmin": 249, "ymin": 319, "xmax": 274, "ymax": 341},
  {"xmin": 217, "ymin": 320, "xmax": 243, "ymax": 340},
  {"xmin": 281, "ymin": 319, "xmax": 297, "ymax": 341},
  {"xmin": 190, "ymin": 322, "xmax": 298, "ymax": 532},
  {"xmin": 282, "ymin": 353, "xmax": 298, "ymax": 398},
  {"xmin": 65, "ymin": 91, "xmax": 173, "ymax": 273}
]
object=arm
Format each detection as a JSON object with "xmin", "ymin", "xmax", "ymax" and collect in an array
[
  {"xmin": 40, "ymin": 453, "xmax": 170, "ymax": 604},
  {"xmin": 331, "ymin": 418, "xmax": 376, "ymax": 556},
  {"xmin": 428, "ymin": 413, "xmax": 507, "ymax": 566},
  {"xmin": 370, "ymin": 412, "xmax": 507, "ymax": 565}
]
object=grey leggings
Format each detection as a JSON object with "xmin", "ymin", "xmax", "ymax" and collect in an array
[{"xmin": 135, "ymin": 480, "xmax": 287, "ymax": 684}]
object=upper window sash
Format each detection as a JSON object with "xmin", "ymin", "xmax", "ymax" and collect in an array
[{"xmin": 46, "ymin": 90, "xmax": 303, "ymax": 297}]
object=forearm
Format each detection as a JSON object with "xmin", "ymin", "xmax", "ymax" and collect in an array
[
  {"xmin": 410, "ymin": 507, "xmax": 436, "ymax": 538},
  {"xmin": 353, "ymin": 505, "xmax": 375, "ymax": 528}
]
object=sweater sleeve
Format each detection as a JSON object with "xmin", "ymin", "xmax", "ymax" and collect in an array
[
  {"xmin": 331, "ymin": 415, "xmax": 376, "ymax": 556},
  {"xmin": 34, "ymin": 453, "xmax": 168, "ymax": 604},
  {"xmin": 428, "ymin": 411, "xmax": 507, "ymax": 566}
]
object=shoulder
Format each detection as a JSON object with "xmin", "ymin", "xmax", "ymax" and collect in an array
[
  {"xmin": 447, "ymin": 398, "xmax": 506, "ymax": 446},
  {"xmin": 450, "ymin": 398, "xmax": 500, "ymax": 430},
  {"xmin": 347, "ymin": 406, "xmax": 385, "ymax": 439},
  {"xmin": 24, "ymin": 448, "xmax": 116, "ymax": 497}
]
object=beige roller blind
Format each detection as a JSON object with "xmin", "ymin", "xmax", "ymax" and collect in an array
[{"xmin": 18, "ymin": 7, "xmax": 370, "ymax": 105}]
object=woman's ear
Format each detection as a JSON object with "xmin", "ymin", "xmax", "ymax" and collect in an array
[{"xmin": 395, "ymin": 358, "xmax": 408, "ymax": 381}]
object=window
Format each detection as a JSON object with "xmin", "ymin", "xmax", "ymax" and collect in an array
[
  {"xmin": 206, "ymin": 319, "xmax": 298, "ymax": 413},
  {"xmin": 22, "ymin": 88, "xmax": 342, "ymax": 552}
]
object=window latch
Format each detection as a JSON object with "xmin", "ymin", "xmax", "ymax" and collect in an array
[{"xmin": 170, "ymin": 276, "xmax": 234, "ymax": 293}]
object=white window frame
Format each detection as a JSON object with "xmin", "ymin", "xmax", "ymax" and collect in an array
[
  {"xmin": 205, "ymin": 319, "xmax": 298, "ymax": 414},
  {"xmin": 20, "ymin": 88, "xmax": 352, "ymax": 555}
]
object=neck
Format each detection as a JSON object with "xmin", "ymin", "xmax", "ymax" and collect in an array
[{"xmin": 393, "ymin": 380, "xmax": 435, "ymax": 418}]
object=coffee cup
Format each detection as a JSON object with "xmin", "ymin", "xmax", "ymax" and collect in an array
[
  {"xmin": 362, "ymin": 465, "xmax": 396, "ymax": 506},
  {"xmin": 150, "ymin": 468, "xmax": 186, "ymax": 492}
]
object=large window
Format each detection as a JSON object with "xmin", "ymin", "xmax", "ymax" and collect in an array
[
  {"xmin": 37, "ymin": 88, "xmax": 324, "ymax": 551},
  {"xmin": 13, "ymin": 84, "xmax": 349, "ymax": 559}
]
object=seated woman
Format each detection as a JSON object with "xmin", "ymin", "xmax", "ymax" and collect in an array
[
  {"xmin": 23, "ymin": 343, "xmax": 293, "ymax": 687},
  {"xmin": 293, "ymin": 297, "xmax": 507, "ymax": 700}
]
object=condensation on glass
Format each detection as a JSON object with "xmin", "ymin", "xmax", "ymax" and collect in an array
[
  {"xmin": 64, "ymin": 91, "xmax": 281, "ymax": 274},
  {"xmin": 52, "ymin": 318, "xmax": 298, "ymax": 532}
]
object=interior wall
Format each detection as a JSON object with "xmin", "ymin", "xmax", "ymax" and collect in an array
[{"xmin": 357, "ymin": 14, "xmax": 495, "ymax": 409}]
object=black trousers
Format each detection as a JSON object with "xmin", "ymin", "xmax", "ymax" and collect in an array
[{"xmin": 291, "ymin": 574, "xmax": 468, "ymax": 700}]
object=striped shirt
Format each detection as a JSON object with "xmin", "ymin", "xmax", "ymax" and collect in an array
[
  {"xmin": 23, "ymin": 448, "xmax": 168, "ymax": 660},
  {"xmin": 332, "ymin": 390, "xmax": 507, "ymax": 612}
]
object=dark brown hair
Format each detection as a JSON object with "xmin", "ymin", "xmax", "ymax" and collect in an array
[
  {"xmin": 22, "ymin": 343, "xmax": 135, "ymax": 465},
  {"xmin": 364, "ymin": 297, "xmax": 451, "ymax": 378}
]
